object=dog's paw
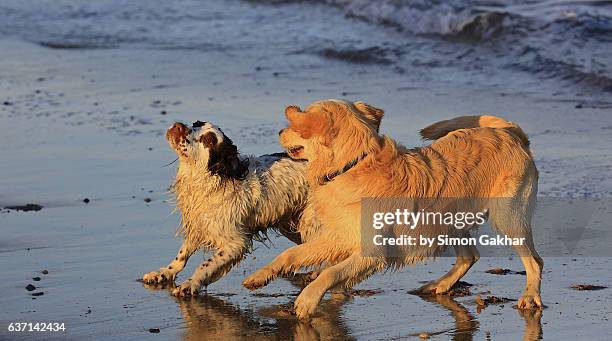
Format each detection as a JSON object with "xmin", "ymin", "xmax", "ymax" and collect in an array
[
  {"xmin": 171, "ymin": 279, "xmax": 200, "ymax": 297},
  {"xmin": 294, "ymin": 290, "xmax": 322, "ymax": 320},
  {"xmin": 143, "ymin": 268, "xmax": 175, "ymax": 284},
  {"xmin": 143, "ymin": 281, "xmax": 173, "ymax": 291},
  {"xmin": 243, "ymin": 268, "xmax": 275, "ymax": 290},
  {"xmin": 517, "ymin": 293, "xmax": 542, "ymax": 310},
  {"xmin": 411, "ymin": 281, "xmax": 451, "ymax": 295}
]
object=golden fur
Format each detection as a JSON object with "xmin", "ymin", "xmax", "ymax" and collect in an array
[{"xmin": 243, "ymin": 99, "xmax": 543, "ymax": 319}]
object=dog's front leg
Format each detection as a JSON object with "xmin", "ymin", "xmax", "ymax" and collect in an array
[
  {"xmin": 242, "ymin": 238, "xmax": 341, "ymax": 290},
  {"xmin": 172, "ymin": 248, "xmax": 244, "ymax": 297},
  {"xmin": 143, "ymin": 240, "xmax": 198, "ymax": 284},
  {"xmin": 294, "ymin": 254, "xmax": 381, "ymax": 319}
]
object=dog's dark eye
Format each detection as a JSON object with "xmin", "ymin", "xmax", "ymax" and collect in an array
[{"xmin": 192, "ymin": 121, "xmax": 207, "ymax": 128}]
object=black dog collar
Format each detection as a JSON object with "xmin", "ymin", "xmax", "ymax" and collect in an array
[{"xmin": 321, "ymin": 153, "xmax": 368, "ymax": 184}]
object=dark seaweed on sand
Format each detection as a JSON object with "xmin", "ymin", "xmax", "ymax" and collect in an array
[
  {"xmin": 571, "ymin": 284, "xmax": 608, "ymax": 291},
  {"xmin": 4, "ymin": 203, "xmax": 43, "ymax": 212}
]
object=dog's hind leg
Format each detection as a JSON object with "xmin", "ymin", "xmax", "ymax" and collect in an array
[
  {"xmin": 173, "ymin": 246, "xmax": 245, "ymax": 297},
  {"xmin": 143, "ymin": 239, "xmax": 198, "ymax": 284},
  {"xmin": 293, "ymin": 254, "xmax": 382, "ymax": 319},
  {"xmin": 413, "ymin": 244, "xmax": 480, "ymax": 295},
  {"xmin": 489, "ymin": 193, "xmax": 543, "ymax": 309},
  {"xmin": 511, "ymin": 238, "xmax": 543, "ymax": 309},
  {"xmin": 242, "ymin": 238, "xmax": 348, "ymax": 290}
]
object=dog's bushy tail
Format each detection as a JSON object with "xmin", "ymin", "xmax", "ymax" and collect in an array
[{"xmin": 419, "ymin": 115, "xmax": 529, "ymax": 147}]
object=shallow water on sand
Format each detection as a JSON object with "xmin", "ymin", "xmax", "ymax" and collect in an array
[
  {"xmin": 2, "ymin": 0, "xmax": 612, "ymax": 335},
  {"xmin": 1, "ymin": 38, "xmax": 612, "ymax": 339}
]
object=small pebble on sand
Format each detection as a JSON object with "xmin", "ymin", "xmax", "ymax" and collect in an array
[
  {"xmin": 149, "ymin": 328, "xmax": 160, "ymax": 333},
  {"xmin": 26, "ymin": 284, "xmax": 36, "ymax": 291}
]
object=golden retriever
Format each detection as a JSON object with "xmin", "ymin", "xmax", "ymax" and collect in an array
[{"xmin": 243, "ymin": 100, "xmax": 543, "ymax": 319}]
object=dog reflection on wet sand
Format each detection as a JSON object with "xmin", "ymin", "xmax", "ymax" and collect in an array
[
  {"xmin": 143, "ymin": 280, "xmax": 353, "ymax": 340},
  {"xmin": 142, "ymin": 281, "xmax": 542, "ymax": 341},
  {"xmin": 415, "ymin": 294, "xmax": 542, "ymax": 341},
  {"xmin": 418, "ymin": 294, "xmax": 479, "ymax": 341}
]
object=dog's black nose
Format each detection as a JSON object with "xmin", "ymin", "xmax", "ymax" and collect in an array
[
  {"xmin": 193, "ymin": 121, "xmax": 207, "ymax": 128},
  {"xmin": 278, "ymin": 129, "xmax": 285, "ymax": 136}
]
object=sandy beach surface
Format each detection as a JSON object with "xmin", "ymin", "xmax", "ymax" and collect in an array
[{"xmin": 2, "ymin": 0, "xmax": 612, "ymax": 339}]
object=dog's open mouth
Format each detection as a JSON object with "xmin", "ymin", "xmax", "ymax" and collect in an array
[{"xmin": 287, "ymin": 145, "xmax": 304, "ymax": 158}]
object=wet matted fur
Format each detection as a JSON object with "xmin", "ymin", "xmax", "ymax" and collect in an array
[
  {"xmin": 243, "ymin": 99, "xmax": 543, "ymax": 319},
  {"xmin": 142, "ymin": 121, "xmax": 314, "ymax": 296}
]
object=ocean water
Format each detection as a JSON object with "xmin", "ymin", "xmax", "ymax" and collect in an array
[
  {"xmin": 1, "ymin": 0, "xmax": 611, "ymax": 101},
  {"xmin": 324, "ymin": 0, "xmax": 612, "ymax": 89}
]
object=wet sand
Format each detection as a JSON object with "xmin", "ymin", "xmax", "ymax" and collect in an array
[{"xmin": 1, "ymin": 39, "xmax": 612, "ymax": 340}]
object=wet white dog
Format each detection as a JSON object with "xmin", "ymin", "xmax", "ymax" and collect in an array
[{"xmin": 143, "ymin": 120, "xmax": 313, "ymax": 296}]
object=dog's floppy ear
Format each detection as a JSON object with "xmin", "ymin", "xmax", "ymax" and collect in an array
[
  {"xmin": 207, "ymin": 134, "xmax": 249, "ymax": 180},
  {"xmin": 353, "ymin": 101, "xmax": 384, "ymax": 130},
  {"xmin": 285, "ymin": 104, "xmax": 319, "ymax": 138},
  {"xmin": 285, "ymin": 105, "xmax": 304, "ymax": 123}
]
